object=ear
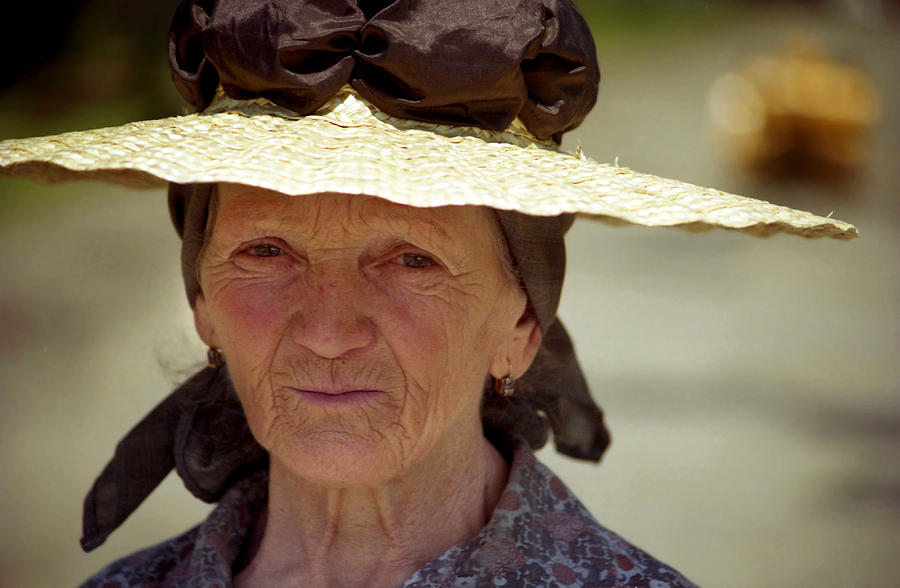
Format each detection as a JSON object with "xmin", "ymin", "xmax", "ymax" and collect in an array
[
  {"xmin": 490, "ymin": 308, "xmax": 542, "ymax": 379},
  {"xmin": 192, "ymin": 293, "xmax": 220, "ymax": 348}
]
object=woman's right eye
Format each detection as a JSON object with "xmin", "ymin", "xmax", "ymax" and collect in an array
[
  {"xmin": 230, "ymin": 240, "xmax": 298, "ymax": 272},
  {"xmin": 400, "ymin": 252, "xmax": 436, "ymax": 268}
]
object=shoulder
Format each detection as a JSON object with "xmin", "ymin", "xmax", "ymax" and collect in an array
[
  {"xmin": 79, "ymin": 470, "xmax": 267, "ymax": 587},
  {"xmin": 489, "ymin": 448, "xmax": 698, "ymax": 587},
  {"xmin": 79, "ymin": 526, "xmax": 199, "ymax": 588},
  {"xmin": 538, "ymin": 511, "xmax": 699, "ymax": 587}
]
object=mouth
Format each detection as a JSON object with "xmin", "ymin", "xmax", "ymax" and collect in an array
[{"xmin": 286, "ymin": 387, "xmax": 385, "ymax": 405}]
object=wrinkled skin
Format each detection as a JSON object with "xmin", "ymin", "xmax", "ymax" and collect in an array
[{"xmin": 193, "ymin": 184, "xmax": 542, "ymax": 488}]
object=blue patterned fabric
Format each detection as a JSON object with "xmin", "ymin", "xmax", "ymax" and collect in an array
[{"xmin": 82, "ymin": 445, "xmax": 696, "ymax": 587}]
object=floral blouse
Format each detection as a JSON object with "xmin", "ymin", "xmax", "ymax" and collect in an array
[{"xmin": 81, "ymin": 446, "xmax": 696, "ymax": 587}]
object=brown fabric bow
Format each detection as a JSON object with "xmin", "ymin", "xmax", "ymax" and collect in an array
[
  {"xmin": 169, "ymin": 0, "xmax": 599, "ymax": 141},
  {"xmin": 81, "ymin": 366, "xmax": 267, "ymax": 552}
]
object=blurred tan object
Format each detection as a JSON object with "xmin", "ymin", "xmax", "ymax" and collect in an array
[{"xmin": 708, "ymin": 34, "xmax": 881, "ymax": 182}]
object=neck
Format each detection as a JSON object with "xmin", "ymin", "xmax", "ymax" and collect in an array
[{"xmin": 235, "ymin": 429, "xmax": 509, "ymax": 588}]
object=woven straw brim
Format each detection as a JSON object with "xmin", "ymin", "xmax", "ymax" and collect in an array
[{"xmin": 0, "ymin": 88, "xmax": 856, "ymax": 239}]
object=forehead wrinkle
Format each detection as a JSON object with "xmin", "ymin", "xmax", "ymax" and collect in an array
[
  {"xmin": 353, "ymin": 196, "xmax": 459, "ymax": 241},
  {"xmin": 217, "ymin": 188, "xmax": 500, "ymax": 267},
  {"xmin": 216, "ymin": 191, "xmax": 305, "ymax": 237},
  {"xmin": 220, "ymin": 185, "xmax": 460, "ymax": 242},
  {"xmin": 306, "ymin": 196, "xmax": 330, "ymax": 243},
  {"xmin": 311, "ymin": 198, "xmax": 464, "ymax": 260}
]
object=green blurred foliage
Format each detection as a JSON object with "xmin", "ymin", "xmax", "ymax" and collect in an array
[{"xmin": 575, "ymin": 0, "xmax": 738, "ymax": 38}]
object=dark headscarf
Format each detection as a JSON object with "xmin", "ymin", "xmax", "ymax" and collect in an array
[{"xmin": 81, "ymin": 0, "xmax": 610, "ymax": 552}]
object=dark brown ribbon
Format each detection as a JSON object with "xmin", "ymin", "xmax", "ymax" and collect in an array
[
  {"xmin": 169, "ymin": 0, "xmax": 599, "ymax": 141},
  {"xmin": 81, "ymin": 367, "xmax": 266, "ymax": 552}
]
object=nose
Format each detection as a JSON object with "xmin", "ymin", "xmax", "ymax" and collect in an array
[{"xmin": 289, "ymin": 269, "xmax": 376, "ymax": 359}]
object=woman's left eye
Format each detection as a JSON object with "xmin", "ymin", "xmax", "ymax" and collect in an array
[
  {"xmin": 399, "ymin": 252, "xmax": 436, "ymax": 268},
  {"xmin": 248, "ymin": 244, "xmax": 283, "ymax": 257}
]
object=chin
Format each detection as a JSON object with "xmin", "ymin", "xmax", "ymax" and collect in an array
[
  {"xmin": 269, "ymin": 425, "xmax": 417, "ymax": 487},
  {"xmin": 247, "ymin": 383, "xmax": 421, "ymax": 485}
]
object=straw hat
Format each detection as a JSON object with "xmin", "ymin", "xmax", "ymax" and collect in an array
[{"xmin": 0, "ymin": 1, "xmax": 856, "ymax": 240}]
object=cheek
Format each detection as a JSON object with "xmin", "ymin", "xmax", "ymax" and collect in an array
[
  {"xmin": 379, "ymin": 289, "xmax": 491, "ymax": 419},
  {"xmin": 379, "ymin": 288, "xmax": 472, "ymax": 367},
  {"xmin": 206, "ymin": 280, "xmax": 301, "ymax": 444},
  {"xmin": 207, "ymin": 279, "xmax": 296, "ymax": 379},
  {"xmin": 217, "ymin": 294, "xmax": 283, "ymax": 347},
  {"xmin": 223, "ymin": 285, "xmax": 288, "ymax": 327}
]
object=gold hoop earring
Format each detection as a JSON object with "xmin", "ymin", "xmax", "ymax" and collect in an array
[{"xmin": 207, "ymin": 347, "xmax": 224, "ymax": 369}]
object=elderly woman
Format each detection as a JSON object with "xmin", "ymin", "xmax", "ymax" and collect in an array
[{"xmin": 0, "ymin": 1, "xmax": 855, "ymax": 586}]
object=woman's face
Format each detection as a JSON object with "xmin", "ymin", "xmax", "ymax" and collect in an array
[{"xmin": 194, "ymin": 184, "xmax": 539, "ymax": 485}]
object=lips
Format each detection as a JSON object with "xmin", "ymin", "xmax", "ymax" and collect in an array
[{"xmin": 287, "ymin": 387, "xmax": 385, "ymax": 405}]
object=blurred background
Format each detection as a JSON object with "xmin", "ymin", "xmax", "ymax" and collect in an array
[{"xmin": 1, "ymin": 0, "xmax": 898, "ymax": 586}]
